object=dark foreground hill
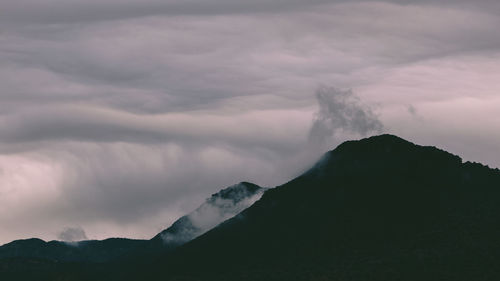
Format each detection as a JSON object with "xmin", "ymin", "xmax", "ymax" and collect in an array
[
  {"xmin": 139, "ymin": 134, "xmax": 500, "ymax": 281},
  {"xmin": 3, "ymin": 134, "xmax": 500, "ymax": 280},
  {"xmin": 0, "ymin": 183, "xmax": 265, "ymax": 278}
]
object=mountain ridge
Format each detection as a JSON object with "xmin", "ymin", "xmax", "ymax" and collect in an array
[
  {"xmin": 2, "ymin": 134, "xmax": 500, "ymax": 280},
  {"xmin": 138, "ymin": 134, "xmax": 500, "ymax": 280},
  {"xmin": 0, "ymin": 182, "xmax": 266, "ymax": 264}
]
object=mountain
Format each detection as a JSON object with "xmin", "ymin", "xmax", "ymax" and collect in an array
[
  {"xmin": 0, "ymin": 182, "xmax": 265, "ymax": 264},
  {"xmin": 3, "ymin": 134, "xmax": 500, "ymax": 281},
  {"xmin": 0, "ymin": 238, "xmax": 146, "ymax": 263},
  {"xmin": 137, "ymin": 134, "xmax": 500, "ymax": 281},
  {"xmin": 150, "ymin": 181, "xmax": 265, "ymax": 247}
]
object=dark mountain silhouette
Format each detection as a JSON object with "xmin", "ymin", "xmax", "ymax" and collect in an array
[
  {"xmin": 150, "ymin": 181, "xmax": 265, "ymax": 247},
  {"xmin": 0, "ymin": 237, "xmax": 146, "ymax": 263},
  {"xmin": 138, "ymin": 134, "xmax": 500, "ymax": 280},
  {"xmin": 2, "ymin": 134, "xmax": 500, "ymax": 281},
  {"xmin": 0, "ymin": 182, "xmax": 265, "ymax": 265},
  {"xmin": 139, "ymin": 181, "xmax": 266, "ymax": 256}
]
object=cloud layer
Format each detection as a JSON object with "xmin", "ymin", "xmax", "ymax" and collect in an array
[{"xmin": 1, "ymin": 0, "xmax": 500, "ymax": 244}]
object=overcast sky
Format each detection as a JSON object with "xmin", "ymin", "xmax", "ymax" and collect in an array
[{"xmin": 1, "ymin": 0, "xmax": 499, "ymax": 244}]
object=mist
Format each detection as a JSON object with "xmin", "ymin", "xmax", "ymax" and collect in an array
[
  {"xmin": 58, "ymin": 227, "xmax": 88, "ymax": 242},
  {"xmin": 1, "ymin": 0, "xmax": 500, "ymax": 245},
  {"xmin": 309, "ymin": 86, "xmax": 384, "ymax": 146},
  {"xmin": 161, "ymin": 183, "xmax": 266, "ymax": 245}
]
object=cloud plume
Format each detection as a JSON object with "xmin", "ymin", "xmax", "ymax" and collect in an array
[
  {"xmin": 58, "ymin": 227, "xmax": 88, "ymax": 242},
  {"xmin": 309, "ymin": 86, "xmax": 384, "ymax": 146},
  {"xmin": 1, "ymin": 0, "xmax": 500, "ymax": 245}
]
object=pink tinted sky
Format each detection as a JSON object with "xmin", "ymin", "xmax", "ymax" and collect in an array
[{"xmin": 0, "ymin": 0, "xmax": 499, "ymax": 244}]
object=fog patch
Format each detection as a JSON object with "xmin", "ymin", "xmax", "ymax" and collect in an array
[
  {"xmin": 309, "ymin": 86, "xmax": 384, "ymax": 146},
  {"xmin": 161, "ymin": 183, "xmax": 265, "ymax": 245},
  {"xmin": 408, "ymin": 104, "xmax": 418, "ymax": 116},
  {"xmin": 58, "ymin": 226, "xmax": 88, "ymax": 242}
]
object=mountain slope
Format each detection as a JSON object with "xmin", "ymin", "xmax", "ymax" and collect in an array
[
  {"xmin": 141, "ymin": 134, "xmax": 500, "ymax": 281},
  {"xmin": 0, "ymin": 182, "xmax": 265, "ymax": 266},
  {"xmin": 3, "ymin": 134, "xmax": 500, "ymax": 281},
  {"xmin": 150, "ymin": 181, "xmax": 265, "ymax": 247}
]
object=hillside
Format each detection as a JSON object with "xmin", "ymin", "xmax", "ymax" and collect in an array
[
  {"xmin": 141, "ymin": 134, "xmax": 500, "ymax": 280},
  {"xmin": 0, "ymin": 183, "xmax": 265, "ymax": 279},
  {"xmin": 3, "ymin": 134, "xmax": 500, "ymax": 281}
]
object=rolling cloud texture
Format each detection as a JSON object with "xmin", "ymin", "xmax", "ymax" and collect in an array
[{"xmin": 1, "ymin": 0, "xmax": 500, "ymax": 244}]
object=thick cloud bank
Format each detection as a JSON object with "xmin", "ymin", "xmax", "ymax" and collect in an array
[{"xmin": 1, "ymin": 0, "xmax": 500, "ymax": 244}]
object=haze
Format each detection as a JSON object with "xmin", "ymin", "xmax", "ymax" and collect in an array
[{"xmin": 1, "ymin": 0, "xmax": 499, "ymax": 244}]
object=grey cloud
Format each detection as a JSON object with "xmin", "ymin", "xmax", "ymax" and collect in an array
[
  {"xmin": 58, "ymin": 227, "xmax": 88, "ymax": 242},
  {"xmin": 2, "ymin": 1, "xmax": 500, "ymax": 116},
  {"xmin": 309, "ymin": 86, "xmax": 384, "ymax": 145},
  {"xmin": 0, "ymin": 139, "xmax": 288, "ymax": 244},
  {"xmin": 1, "ymin": 0, "xmax": 500, "ymax": 244},
  {"xmin": 0, "ymin": 105, "xmax": 306, "ymax": 155},
  {"xmin": 0, "ymin": 0, "xmax": 333, "ymax": 24},
  {"xmin": 22, "ymin": 140, "xmax": 294, "ymax": 230},
  {"xmin": 161, "ymin": 183, "xmax": 265, "ymax": 244},
  {"xmin": 2, "ymin": 0, "xmax": 499, "ymax": 25},
  {"xmin": 407, "ymin": 105, "xmax": 417, "ymax": 116},
  {"xmin": 186, "ymin": 186, "xmax": 264, "ymax": 230}
]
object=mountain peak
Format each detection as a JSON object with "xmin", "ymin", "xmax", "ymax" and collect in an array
[
  {"xmin": 318, "ymin": 134, "xmax": 463, "ymax": 172},
  {"xmin": 334, "ymin": 134, "xmax": 445, "ymax": 155},
  {"xmin": 344, "ymin": 133, "xmax": 408, "ymax": 144},
  {"xmin": 4, "ymin": 135, "xmax": 500, "ymax": 280},
  {"xmin": 152, "ymin": 182, "xmax": 266, "ymax": 246},
  {"xmin": 146, "ymin": 135, "xmax": 500, "ymax": 281},
  {"xmin": 2, "ymin": 238, "xmax": 46, "ymax": 248},
  {"xmin": 209, "ymin": 182, "xmax": 264, "ymax": 203}
]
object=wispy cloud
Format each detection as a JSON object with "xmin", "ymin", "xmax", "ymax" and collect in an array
[
  {"xmin": 309, "ymin": 86, "xmax": 383, "ymax": 146},
  {"xmin": 161, "ymin": 183, "xmax": 265, "ymax": 244},
  {"xmin": 0, "ymin": 0, "xmax": 499, "ymax": 244},
  {"xmin": 58, "ymin": 226, "xmax": 88, "ymax": 242}
]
